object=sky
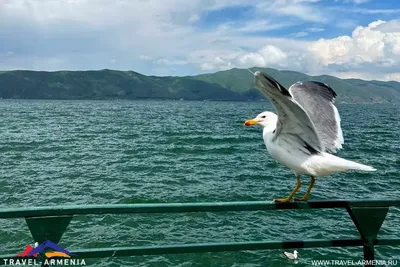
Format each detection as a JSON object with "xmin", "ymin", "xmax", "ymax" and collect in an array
[{"xmin": 1, "ymin": 0, "xmax": 400, "ymax": 81}]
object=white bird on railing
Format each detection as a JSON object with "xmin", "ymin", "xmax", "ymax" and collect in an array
[
  {"xmin": 283, "ymin": 250, "xmax": 299, "ymax": 260},
  {"xmin": 244, "ymin": 71, "xmax": 376, "ymax": 202}
]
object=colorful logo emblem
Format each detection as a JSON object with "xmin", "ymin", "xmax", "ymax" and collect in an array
[{"xmin": 16, "ymin": 240, "xmax": 73, "ymax": 258}]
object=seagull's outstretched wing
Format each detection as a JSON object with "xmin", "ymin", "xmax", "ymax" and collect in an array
[
  {"xmin": 254, "ymin": 71, "xmax": 324, "ymax": 154},
  {"xmin": 289, "ymin": 81, "xmax": 344, "ymax": 153}
]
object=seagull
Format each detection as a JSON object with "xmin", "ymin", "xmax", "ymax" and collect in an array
[
  {"xmin": 244, "ymin": 71, "xmax": 376, "ymax": 202},
  {"xmin": 283, "ymin": 250, "xmax": 299, "ymax": 260}
]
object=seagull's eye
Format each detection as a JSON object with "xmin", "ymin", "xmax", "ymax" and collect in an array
[{"xmin": 261, "ymin": 116, "xmax": 266, "ymax": 119}]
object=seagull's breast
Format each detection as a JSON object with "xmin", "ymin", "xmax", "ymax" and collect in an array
[{"xmin": 263, "ymin": 129, "xmax": 311, "ymax": 175}]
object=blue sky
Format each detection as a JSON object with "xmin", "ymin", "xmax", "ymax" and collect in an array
[{"xmin": 1, "ymin": 0, "xmax": 400, "ymax": 81}]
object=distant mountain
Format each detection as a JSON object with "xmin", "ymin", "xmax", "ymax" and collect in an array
[
  {"xmin": 0, "ymin": 68, "xmax": 399, "ymax": 103},
  {"xmin": 193, "ymin": 67, "xmax": 400, "ymax": 104}
]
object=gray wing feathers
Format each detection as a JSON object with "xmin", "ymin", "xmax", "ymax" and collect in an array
[
  {"xmin": 258, "ymin": 87, "xmax": 324, "ymax": 153},
  {"xmin": 289, "ymin": 81, "xmax": 344, "ymax": 153}
]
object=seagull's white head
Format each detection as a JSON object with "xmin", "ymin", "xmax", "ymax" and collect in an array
[
  {"xmin": 294, "ymin": 250, "xmax": 299, "ymax": 257},
  {"xmin": 244, "ymin": 111, "xmax": 278, "ymax": 132}
]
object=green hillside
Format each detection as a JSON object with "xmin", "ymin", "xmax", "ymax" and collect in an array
[
  {"xmin": 0, "ymin": 68, "xmax": 399, "ymax": 103},
  {"xmin": 192, "ymin": 67, "xmax": 400, "ymax": 103}
]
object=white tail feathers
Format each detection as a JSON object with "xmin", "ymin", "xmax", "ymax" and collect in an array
[
  {"xmin": 338, "ymin": 157, "xmax": 377, "ymax": 172},
  {"xmin": 319, "ymin": 153, "xmax": 377, "ymax": 174},
  {"xmin": 348, "ymin": 162, "xmax": 376, "ymax": 172}
]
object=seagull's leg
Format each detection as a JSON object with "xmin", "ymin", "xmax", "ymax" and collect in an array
[
  {"xmin": 273, "ymin": 175, "xmax": 301, "ymax": 203},
  {"xmin": 295, "ymin": 176, "xmax": 315, "ymax": 201}
]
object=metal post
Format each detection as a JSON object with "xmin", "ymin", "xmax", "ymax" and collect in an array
[
  {"xmin": 346, "ymin": 206, "xmax": 389, "ymax": 267},
  {"xmin": 363, "ymin": 239, "xmax": 375, "ymax": 261},
  {"xmin": 25, "ymin": 215, "xmax": 73, "ymax": 244},
  {"xmin": 0, "ymin": 200, "xmax": 398, "ymax": 265}
]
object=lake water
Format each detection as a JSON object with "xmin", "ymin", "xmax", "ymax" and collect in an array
[{"xmin": 0, "ymin": 100, "xmax": 399, "ymax": 266}]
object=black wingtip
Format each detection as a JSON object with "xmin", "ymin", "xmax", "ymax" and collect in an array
[
  {"xmin": 309, "ymin": 81, "xmax": 337, "ymax": 98},
  {"xmin": 261, "ymin": 72, "xmax": 291, "ymax": 97}
]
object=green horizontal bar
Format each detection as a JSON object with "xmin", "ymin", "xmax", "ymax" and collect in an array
[
  {"xmin": 0, "ymin": 199, "xmax": 399, "ymax": 219},
  {"xmin": 0, "ymin": 239, "xmax": 361, "ymax": 260},
  {"xmin": 1, "ymin": 239, "xmax": 399, "ymax": 260},
  {"xmin": 68, "ymin": 239, "xmax": 365, "ymax": 258},
  {"xmin": 375, "ymin": 239, "xmax": 400, "ymax": 246}
]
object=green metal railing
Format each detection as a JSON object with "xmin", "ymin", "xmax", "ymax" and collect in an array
[{"xmin": 0, "ymin": 199, "xmax": 399, "ymax": 266}]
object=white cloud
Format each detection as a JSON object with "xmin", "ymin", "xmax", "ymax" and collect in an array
[
  {"xmin": 309, "ymin": 20, "xmax": 400, "ymax": 69},
  {"xmin": 199, "ymin": 62, "xmax": 215, "ymax": 71},
  {"xmin": 384, "ymin": 72, "xmax": 400, "ymax": 81},
  {"xmin": 375, "ymin": 20, "xmax": 400, "ymax": 33},
  {"xmin": 0, "ymin": 0, "xmax": 325, "ymax": 71},
  {"xmin": 223, "ymin": 20, "xmax": 293, "ymax": 33},
  {"xmin": 0, "ymin": 1, "xmax": 399, "ymax": 81},
  {"xmin": 258, "ymin": 45, "xmax": 288, "ymax": 64},
  {"xmin": 307, "ymin": 27, "xmax": 325, "ymax": 32},
  {"xmin": 290, "ymin": 27, "xmax": 324, "ymax": 38},
  {"xmin": 331, "ymin": 71, "xmax": 400, "ymax": 82},
  {"xmin": 355, "ymin": 8, "xmax": 400, "ymax": 14},
  {"xmin": 201, "ymin": 45, "xmax": 289, "ymax": 71},
  {"xmin": 200, "ymin": 60, "xmax": 235, "ymax": 71},
  {"xmin": 309, "ymin": 36, "xmax": 355, "ymax": 66},
  {"xmin": 188, "ymin": 14, "xmax": 200, "ymax": 24},
  {"xmin": 196, "ymin": 19, "xmax": 400, "ymax": 81},
  {"xmin": 236, "ymin": 53, "xmax": 267, "ymax": 67},
  {"xmin": 139, "ymin": 55, "xmax": 152, "ymax": 61},
  {"xmin": 294, "ymin": 31, "xmax": 309, "ymax": 37},
  {"xmin": 256, "ymin": 0, "xmax": 328, "ymax": 23},
  {"xmin": 197, "ymin": 52, "xmax": 238, "ymax": 71},
  {"xmin": 154, "ymin": 58, "xmax": 188, "ymax": 65},
  {"xmin": 341, "ymin": 0, "xmax": 370, "ymax": 4}
]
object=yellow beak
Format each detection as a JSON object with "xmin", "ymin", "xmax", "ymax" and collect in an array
[{"xmin": 244, "ymin": 119, "xmax": 258, "ymax": 126}]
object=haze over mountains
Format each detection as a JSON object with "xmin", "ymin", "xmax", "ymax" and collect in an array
[{"xmin": 0, "ymin": 67, "xmax": 399, "ymax": 103}]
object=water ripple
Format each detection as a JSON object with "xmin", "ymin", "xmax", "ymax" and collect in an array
[{"xmin": 0, "ymin": 100, "xmax": 399, "ymax": 266}]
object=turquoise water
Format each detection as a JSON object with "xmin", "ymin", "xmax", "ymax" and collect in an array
[{"xmin": 0, "ymin": 100, "xmax": 399, "ymax": 266}]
